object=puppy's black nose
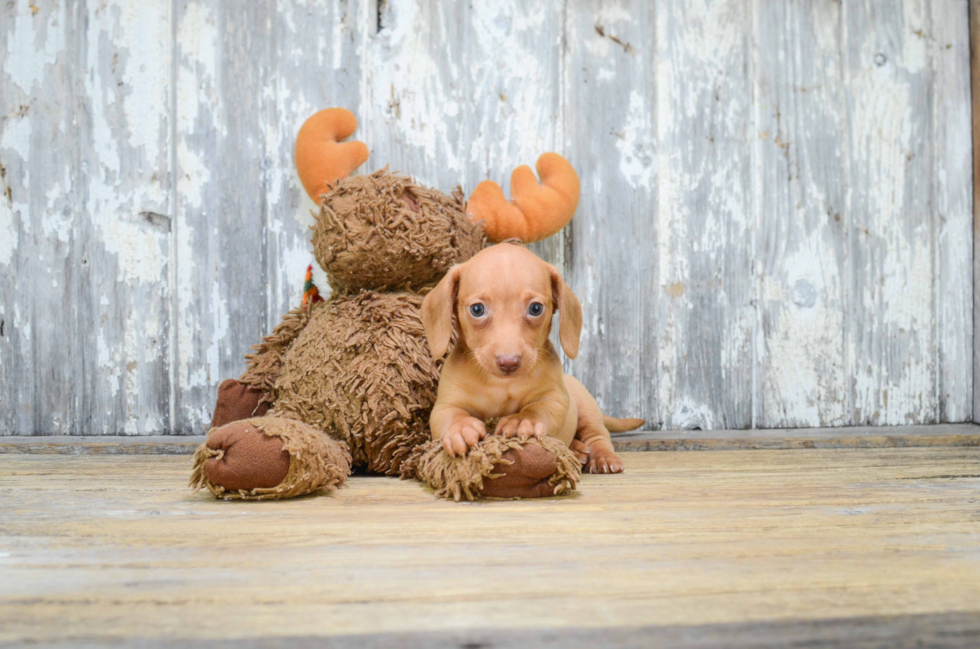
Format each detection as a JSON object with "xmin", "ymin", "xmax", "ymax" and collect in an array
[{"xmin": 495, "ymin": 354, "xmax": 522, "ymax": 374}]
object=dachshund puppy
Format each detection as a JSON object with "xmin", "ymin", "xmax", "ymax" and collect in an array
[{"xmin": 421, "ymin": 244, "xmax": 643, "ymax": 473}]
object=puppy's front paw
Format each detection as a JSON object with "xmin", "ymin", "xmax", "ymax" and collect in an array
[
  {"xmin": 496, "ymin": 415, "xmax": 547, "ymax": 440},
  {"xmin": 442, "ymin": 416, "xmax": 487, "ymax": 457},
  {"xmin": 586, "ymin": 447, "xmax": 625, "ymax": 474}
]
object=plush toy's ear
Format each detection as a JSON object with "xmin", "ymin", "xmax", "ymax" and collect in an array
[
  {"xmin": 466, "ymin": 153, "xmax": 580, "ymax": 243},
  {"xmin": 421, "ymin": 266, "xmax": 462, "ymax": 359},
  {"xmin": 295, "ymin": 108, "xmax": 370, "ymax": 201},
  {"xmin": 550, "ymin": 266, "xmax": 582, "ymax": 359}
]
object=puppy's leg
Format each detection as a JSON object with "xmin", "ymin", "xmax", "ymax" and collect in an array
[
  {"xmin": 430, "ymin": 404, "xmax": 488, "ymax": 457},
  {"xmin": 564, "ymin": 375, "xmax": 624, "ymax": 474}
]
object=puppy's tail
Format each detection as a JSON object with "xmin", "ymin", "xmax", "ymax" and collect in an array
[{"xmin": 603, "ymin": 415, "xmax": 645, "ymax": 433}]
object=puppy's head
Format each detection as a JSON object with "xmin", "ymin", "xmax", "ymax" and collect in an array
[{"xmin": 421, "ymin": 244, "xmax": 582, "ymax": 377}]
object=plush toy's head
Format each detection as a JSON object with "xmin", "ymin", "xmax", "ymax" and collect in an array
[
  {"xmin": 311, "ymin": 169, "xmax": 485, "ymax": 293},
  {"xmin": 295, "ymin": 108, "xmax": 581, "ymax": 260}
]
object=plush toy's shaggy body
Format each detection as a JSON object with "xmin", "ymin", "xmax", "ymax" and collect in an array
[{"xmin": 190, "ymin": 169, "xmax": 582, "ymax": 501}]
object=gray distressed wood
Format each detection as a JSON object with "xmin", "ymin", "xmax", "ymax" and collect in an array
[
  {"xmin": 754, "ymin": 0, "xmax": 849, "ymax": 428},
  {"xmin": 173, "ymin": 1, "xmax": 272, "ymax": 433},
  {"xmin": 845, "ymin": 0, "xmax": 942, "ymax": 425},
  {"xmin": 655, "ymin": 0, "xmax": 754, "ymax": 429},
  {"xmin": 360, "ymin": 0, "xmax": 563, "ymax": 204},
  {"xmin": 936, "ymin": 1, "xmax": 974, "ymax": 423},
  {"xmin": 1, "ymin": 0, "xmax": 173, "ymax": 435},
  {"xmin": 563, "ymin": 1, "xmax": 658, "ymax": 426},
  {"xmin": 974, "ymin": 0, "xmax": 980, "ymax": 425},
  {"xmin": 77, "ymin": 0, "xmax": 174, "ymax": 436},
  {"xmin": 0, "ymin": 1, "xmax": 75, "ymax": 435},
  {"xmin": 0, "ymin": 0, "xmax": 975, "ymax": 434}
]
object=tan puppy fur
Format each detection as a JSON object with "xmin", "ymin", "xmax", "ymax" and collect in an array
[{"xmin": 421, "ymin": 244, "xmax": 643, "ymax": 474}]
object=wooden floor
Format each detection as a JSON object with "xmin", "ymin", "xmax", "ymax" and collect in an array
[{"xmin": 2, "ymin": 447, "xmax": 980, "ymax": 647}]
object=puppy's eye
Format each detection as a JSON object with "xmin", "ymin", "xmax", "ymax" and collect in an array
[
  {"xmin": 528, "ymin": 302, "xmax": 544, "ymax": 317},
  {"xmin": 469, "ymin": 303, "xmax": 485, "ymax": 318}
]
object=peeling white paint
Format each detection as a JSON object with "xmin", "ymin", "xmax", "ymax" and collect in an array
[
  {"xmin": 616, "ymin": 91, "xmax": 655, "ymax": 188},
  {"xmin": 3, "ymin": 10, "xmax": 63, "ymax": 93},
  {"xmin": 1, "ymin": 0, "xmax": 972, "ymax": 435}
]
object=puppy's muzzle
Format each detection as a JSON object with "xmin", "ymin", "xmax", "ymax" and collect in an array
[{"xmin": 495, "ymin": 354, "xmax": 522, "ymax": 375}]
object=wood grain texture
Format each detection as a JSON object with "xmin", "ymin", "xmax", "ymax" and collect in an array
[
  {"xmin": 76, "ymin": 0, "xmax": 175, "ymax": 436},
  {"xmin": 656, "ymin": 0, "xmax": 754, "ymax": 429},
  {"xmin": 935, "ymin": 0, "xmax": 973, "ymax": 423},
  {"xmin": 563, "ymin": 0, "xmax": 657, "ymax": 426},
  {"xmin": 971, "ymin": 0, "xmax": 980, "ymax": 424},
  {"xmin": 845, "ymin": 0, "xmax": 937, "ymax": 425},
  {"xmin": 2, "ymin": 423, "xmax": 978, "ymax": 455},
  {"xmin": 357, "ymin": 0, "xmax": 567, "ymax": 269},
  {"xmin": 754, "ymin": 0, "xmax": 849, "ymax": 428},
  {"xmin": 0, "ymin": 0, "xmax": 75, "ymax": 435},
  {"xmin": 1, "ymin": 0, "xmax": 174, "ymax": 435},
  {"xmin": 2, "ymin": 449, "xmax": 980, "ymax": 643},
  {"xmin": 0, "ymin": 0, "xmax": 974, "ymax": 434},
  {"xmin": 15, "ymin": 613, "xmax": 976, "ymax": 649},
  {"xmin": 172, "ymin": 1, "xmax": 273, "ymax": 434}
]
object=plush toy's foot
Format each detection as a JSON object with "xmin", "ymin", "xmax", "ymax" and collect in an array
[
  {"xmin": 405, "ymin": 435, "xmax": 581, "ymax": 501},
  {"xmin": 209, "ymin": 378, "xmax": 270, "ymax": 430},
  {"xmin": 480, "ymin": 444, "xmax": 560, "ymax": 498},
  {"xmin": 190, "ymin": 416, "xmax": 351, "ymax": 501}
]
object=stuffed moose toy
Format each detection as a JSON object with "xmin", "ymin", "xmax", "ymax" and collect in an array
[{"xmin": 190, "ymin": 108, "xmax": 593, "ymax": 501}]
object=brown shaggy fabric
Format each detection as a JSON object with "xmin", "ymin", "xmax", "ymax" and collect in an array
[
  {"xmin": 209, "ymin": 379, "xmax": 270, "ymax": 430},
  {"xmin": 240, "ymin": 307, "xmax": 310, "ymax": 405},
  {"xmin": 199, "ymin": 421, "xmax": 290, "ymax": 490},
  {"xmin": 313, "ymin": 168, "xmax": 486, "ymax": 293},
  {"xmin": 405, "ymin": 435, "xmax": 581, "ymax": 501},
  {"xmin": 190, "ymin": 416, "xmax": 351, "ymax": 501},
  {"xmin": 271, "ymin": 292, "xmax": 439, "ymax": 476},
  {"xmin": 193, "ymin": 168, "xmax": 495, "ymax": 501}
]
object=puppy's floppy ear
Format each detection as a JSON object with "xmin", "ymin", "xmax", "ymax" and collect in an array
[
  {"xmin": 421, "ymin": 266, "xmax": 462, "ymax": 359},
  {"xmin": 550, "ymin": 266, "xmax": 582, "ymax": 359}
]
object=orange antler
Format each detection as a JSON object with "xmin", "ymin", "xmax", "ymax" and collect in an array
[
  {"xmin": 294, "ymin": 108, "xmax": 370, "ymax": 201},
  {"xmin": 466, "ymin": 153, "xmax": 580, "ymax": 243}
]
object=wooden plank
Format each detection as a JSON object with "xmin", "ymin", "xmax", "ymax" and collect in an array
[
  {"xmin": 844, "ymin": 0, "xmax": 938, "ymax": 425},
  {"xmin": 0, "ymin": 0, "xmax": 173, "ymax": 436},
  {"xmin": 4, "ymin": 423, "xmax": 977, "ymax": 455},
  {"xmin": 0, "ymin": 0, "xmax": 75, "ymax": 435},
  {"xmin": 0, "ymin": 435, "xmax": 204, "ymax": 455},
  {"xmin": 655, "ymin": 0, "xmax": 754, "ymax": 429},
  {"xmin": 971, "ymin": 0, "xmax": 980, "ymax": 424},
  {"xmin": 612, "ymin": 422, "xmax": 980, "ymax": 451},
  {"xmin": 2, "ymin": 448, "xmax": 980, "ymax": 643},
  {"xmin": 74, "ymin": 0, "xmax": 174, "ymax": 435},
  {"xmin": 68, "ymin": 612, "xmax": 979, "ymax": 649},
  {"xmin": 562, "ymin": 1, "xmax": 657, "ymax": 425},
  {"xmin": 173, "ymin": 1, "xmax": 274, "ymax": 434},
  {"xmin": 935, "ymin": 0, "xmax": 973, "ymax": 422},
  {"xmin": 4, "ymin": 614, "xmax": 978, "ymax": 649},
  {"xmin": 753, "ymin": 1, "xmax": 848, "ymax": 428}
]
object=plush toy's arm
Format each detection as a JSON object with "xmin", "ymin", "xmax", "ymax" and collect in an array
[
  {"xmin": 466, "ymin": 153, "xmax": 580, "ymax": 243},
  {"xmin": 239, "ymin": 307, "xmax": 311, "ymax": 405}
]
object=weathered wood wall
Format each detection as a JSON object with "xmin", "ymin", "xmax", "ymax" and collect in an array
[{"xmin": 0, "ymin": 0, "xmax": 973, "ymax": 435}]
